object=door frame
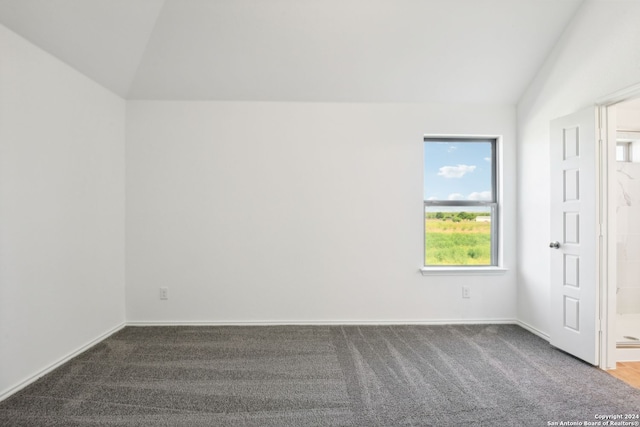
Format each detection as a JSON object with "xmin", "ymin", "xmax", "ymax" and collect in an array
[{"xmin": 595, "ymin": 82, "xmax": 640, "ymax": 370}]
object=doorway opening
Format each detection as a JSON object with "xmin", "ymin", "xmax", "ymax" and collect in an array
[{"xmin": 606, "ymin": 97, "xmax": 640, "ymax": 364}]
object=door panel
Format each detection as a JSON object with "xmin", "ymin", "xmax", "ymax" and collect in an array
[{"xmin": 550, "ymin": 107, "xmax": 599, "ymax": 365}]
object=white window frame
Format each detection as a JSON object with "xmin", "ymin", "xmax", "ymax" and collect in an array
[{"xmin": 420, "ymin": 135, "xmax": 506, "ymax": 275}]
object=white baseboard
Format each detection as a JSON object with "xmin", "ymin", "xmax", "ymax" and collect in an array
[
  {"xmin": 127, "ymin": 318, "xmax": 519, "ymax": 327},
  {"xmin": 516, "ymin": 320, "xmax": 550, "ymax": 341},
  {"xmin": 617, "ymin": 346, "xmax": 640, "ymax": 362},
  {"xmin": 0, "ymin": 322, "xmax": 126, "ymax": 403}
]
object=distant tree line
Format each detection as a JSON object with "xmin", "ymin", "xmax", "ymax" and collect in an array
[{"xmin": 425, "ymin": 212, "xmax": 490, "ymax": 222}]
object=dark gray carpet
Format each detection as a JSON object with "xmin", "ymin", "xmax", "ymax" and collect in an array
[{"xmin": 1, "ymin": 324, "xmax": 638, "ymax": 426}]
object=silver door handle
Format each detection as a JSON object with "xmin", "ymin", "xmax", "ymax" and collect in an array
[{"xmin": 549, "ymin": 241, "xmax": 561, "ymax": 249}]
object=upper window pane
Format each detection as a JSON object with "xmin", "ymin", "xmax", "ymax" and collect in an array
[{"xmin": 423, "ymin": 140, "xmax": 494, "ymax": 202}]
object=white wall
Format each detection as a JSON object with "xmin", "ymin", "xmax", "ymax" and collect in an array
[
  {"xmin": 126, "ymin": 101, "xmax": 517, "ymax": 323},
  {"xmin": 0, "ymin": 25, "xmax": 126, "ymax": 398},
  {"xmin": 616, "ymin": 161, "xmax": 640, "ymax": 314},
  {"xmin": 618, "ymin": 105, "xmax": 640, "ymax": 132},
  {"xmin": 517, "ymin": 0, "xmax": 640, "ymax": 335}
]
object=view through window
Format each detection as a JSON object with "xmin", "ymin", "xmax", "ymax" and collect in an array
[{"xmin": 423, "ymin": 138, "xmax": 498, "ymax": 266}]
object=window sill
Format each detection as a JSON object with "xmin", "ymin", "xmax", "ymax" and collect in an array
[{"xmin": 419, "ymin": 267, "xmax": 508, "ymax": 276}]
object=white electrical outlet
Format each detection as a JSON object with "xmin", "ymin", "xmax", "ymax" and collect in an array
[
  {"xmin": 462, "ymin": 286, "xmax": 470, "ymax": 299},
  {"xmin": 160, "ymin": 287, "xmax": 169, "ymax": 300}
]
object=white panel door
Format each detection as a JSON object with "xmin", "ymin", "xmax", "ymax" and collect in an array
[{"xmin": 549, "ymin": 107, "xmax": 599, "ymax": 365}]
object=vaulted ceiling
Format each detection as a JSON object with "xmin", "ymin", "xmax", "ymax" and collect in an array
[{"xmin": 0, "ymin": 0, "xmax": 584, "ymax": 103}]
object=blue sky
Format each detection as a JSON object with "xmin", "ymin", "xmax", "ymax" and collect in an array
[{"xmin": 423, "ymin": 141, "xmax": 492, "ymax": 202}]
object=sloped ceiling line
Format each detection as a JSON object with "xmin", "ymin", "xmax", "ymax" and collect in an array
[
  {"xmin": 124, "ymin": 0, "xmax": 167, "ymax": 98},
  {"xmin": 0, "ymin": 0, "xmax": 584, "ymax": 103}
]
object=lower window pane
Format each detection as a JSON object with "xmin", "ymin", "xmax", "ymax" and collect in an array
[{"xmin": 425, "ymin": 206, "xmax": 492, "ymax": 266}]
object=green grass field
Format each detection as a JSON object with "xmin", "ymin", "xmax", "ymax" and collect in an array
[{"xmin": 425, "ymin": 218, "xmax": 491, "ymax": 265}]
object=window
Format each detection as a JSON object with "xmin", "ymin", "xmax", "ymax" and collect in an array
[
  {"xmin": 423, "ymin": 137, "xmax": 498, "ymax": 267},
  {"xmin": 616, "ymin": 141, "xmax": 630, "ymax": 162},
  {"xmin": 616, "ymin": 131, "xmax": 640, "ymax": 162}
]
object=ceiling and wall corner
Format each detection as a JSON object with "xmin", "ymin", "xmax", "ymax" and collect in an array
[
  {"xmin": 0, "ymin": 0, "xmax": 584, "ymax": 103},
  {"xmin": 0, "ymin": 0, "xmax": 166, "ymax": 98}
]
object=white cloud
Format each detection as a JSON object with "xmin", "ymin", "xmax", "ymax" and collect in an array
[
  {"xmin": 447, "ymin": 146, "xmax": 458, "ymax": 153},
  {"xmin": 448, "ymin": 193, "xmax": 465, "ymax": 200},
  {"xmin": 438, "ymin": 164, "xmax": 476, "ymax": 178},
  {"xmin": 484, "ymin": 157, "xmax": 491, "ymax": 162},
  {"xmin": 427, "ymin": 196, "xmax": 438, "ymax": 200},
  {"xmin": 467, "ymin": 191, "xmax": 492, "ymax": 201}
]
